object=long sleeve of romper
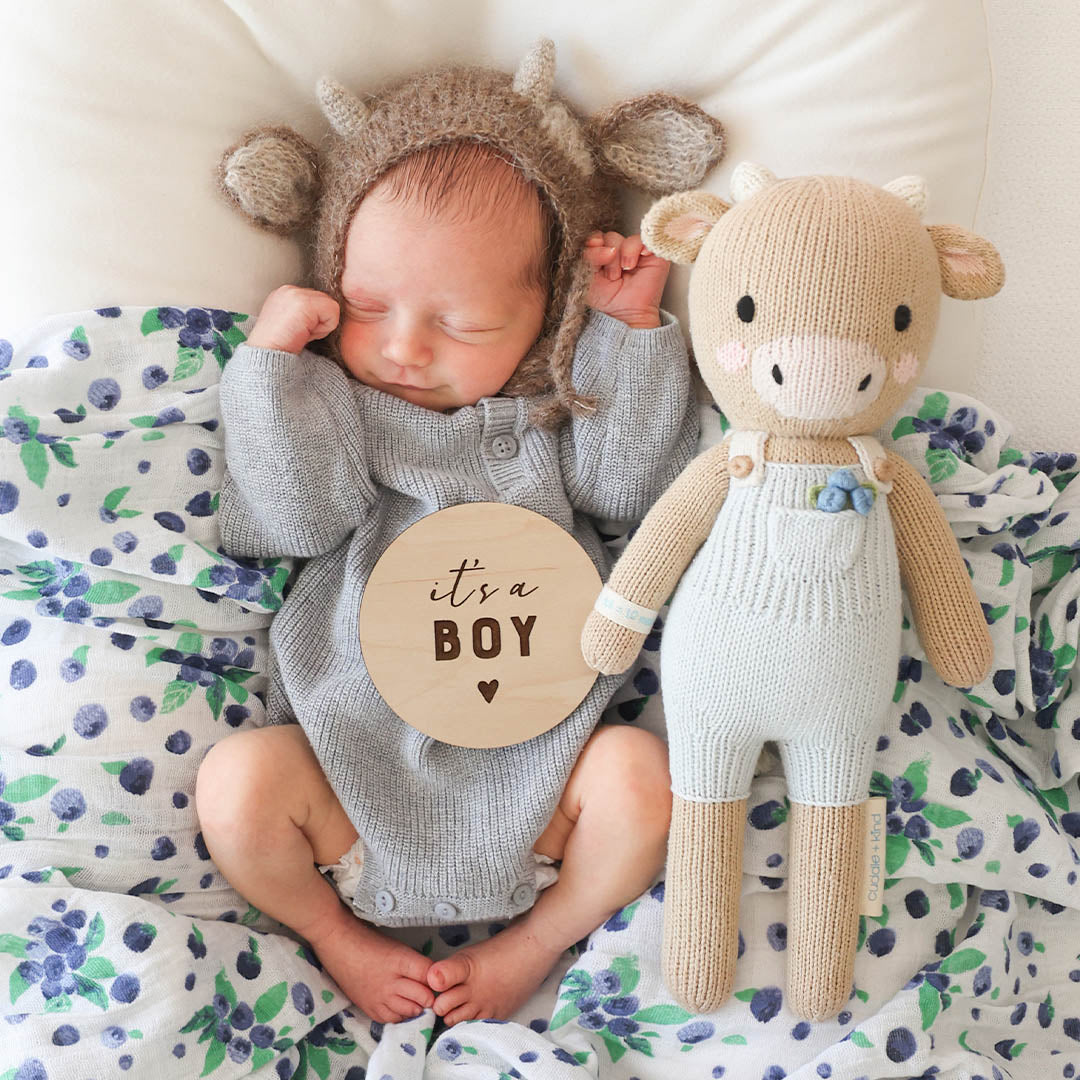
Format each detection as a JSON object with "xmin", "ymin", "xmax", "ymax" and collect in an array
[
  {"xmin": 559, "ymin": 310, "xmax": 698, "ymax": 521},
  {"xmin": 218, "ymin": 345, "xmax": 378, "ymax": 559}
]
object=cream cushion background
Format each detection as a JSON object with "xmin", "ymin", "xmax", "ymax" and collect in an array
[{"xmin": 0, "ymin": 0, "xmax": 1075, "ymax": 447}]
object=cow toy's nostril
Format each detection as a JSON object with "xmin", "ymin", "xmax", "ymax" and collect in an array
[
  {"xmin": 771, "ymin": 364, "xmax": 783, "ymax": 385},
  {"xmin": 858, "ymin": 373, "xmax": 872, "ymax": 391}
]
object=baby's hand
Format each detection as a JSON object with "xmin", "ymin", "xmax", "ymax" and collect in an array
[
  {"xmin": 583, "ymin": 232, "xmax": 670, "ymax": 330},
  {"xmin": 246, "ymin": 285, "xmax": 340, "ymax": 354}
]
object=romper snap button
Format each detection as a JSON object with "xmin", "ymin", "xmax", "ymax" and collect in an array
[
  {"xmin": 489, "ymin": 434, "xmax": 519, "ymax": 460},
  {"xmin": 433, "ymin": 901, "xmax": 458, "ymax": 919},
  {"xmin": 511, "ymin": 883, "xmax": 535, "ymax": 907},
  {"xmin": 374, "ymin": 889, "xmax": 396, "ymax": 914}
]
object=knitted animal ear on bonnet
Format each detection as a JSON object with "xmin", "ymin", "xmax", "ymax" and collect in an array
[
  {"xmin": 582, "ymin": 163, "xmax": 1003, "ymax": 1020},
  {"xmin": 216, "ymin": 38, "xmax": 725, "ymax": 426}
]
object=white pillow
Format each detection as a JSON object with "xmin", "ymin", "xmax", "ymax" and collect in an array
[{"xmin": 1, "ymin": 0, "xmax": 992, "ymax": 396}]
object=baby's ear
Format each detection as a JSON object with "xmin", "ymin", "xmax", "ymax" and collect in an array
[
  {"xmin": 926, "ymin": 225, "xmax": 1005, "ymax": 300},
  {"xmin": 587, "ymin": 93, "xmax": 725, "ymax": 196},
  {"xmin": 641, "ymin": 190, "xmax": 730, "ymax": 264},
  {"xmin": 218, "ymin": 126, "xmax": 321, "ymax": 235}
]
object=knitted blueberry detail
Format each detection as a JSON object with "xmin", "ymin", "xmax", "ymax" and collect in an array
[{"xmin": 810, "ymin": 469, "xmax": 877, "ymax": 515}]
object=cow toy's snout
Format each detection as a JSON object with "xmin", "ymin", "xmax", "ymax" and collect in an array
[{"xmin": 750, "ymin": 336, "xmax": 887, "ymax": 420}]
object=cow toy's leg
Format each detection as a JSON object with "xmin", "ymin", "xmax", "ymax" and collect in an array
[
  {"xmin": 662, "ymin": 795, "xmax": 745, "ymax": 1013},
  {"xmin": 786, "ymin": 801, "xmax": 863, "ymax": 1020}
]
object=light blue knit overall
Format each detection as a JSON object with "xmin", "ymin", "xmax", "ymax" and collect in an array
[{"xmin": 662, "ymin": 432, "xmax": 902, "ymax": 807}]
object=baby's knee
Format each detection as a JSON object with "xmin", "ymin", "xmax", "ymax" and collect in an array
[
  {"xmin": 583, "ymin": 725, "xmax": 672, "ymax": 826},
  {"xmin": 196, "ymin": 729, "xmax": 282, "ymax": 830}
]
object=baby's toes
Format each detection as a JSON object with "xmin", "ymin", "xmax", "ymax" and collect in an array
[
  {"xmin": 445, "ymin": 1001, "xmax": 482, "ymax": 1026},
  {"xmin": 393, "ymin": 976, "xmax": 434, "ymax": 1011},
  {"xmin": 387, "ymin": 993, "xmax": 427, "ymax": 1020},
  {"xmin": 428, "ymin": 953, "xmax": 470, "ymax": 992},
  {"xmin": 432, "ymin": 984, "xmax": 471, "ymax": 1017},
  {"xmin": 399, "ymin": 949, "xmax": 434, "ymax": 986}
]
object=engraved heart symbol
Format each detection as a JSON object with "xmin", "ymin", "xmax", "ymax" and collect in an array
[{"xmin": 477, "ymin": 680, "xmax": 499, "ymax": 703}]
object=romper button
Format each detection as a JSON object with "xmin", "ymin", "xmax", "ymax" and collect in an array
[
  {"xmin": 433, "ymin": 901, "xmax": 458, "ymax": 919},
  {"xmin": 511, "ymin": 883, "xmax": 535, "ymax": 907},
  {"xmin": 374, "ymin": 889, "xmax": 396, "ymax": 914},
  {"xmin": 490, "ymin": 435, "xmax": 519, "ymax": 460}
]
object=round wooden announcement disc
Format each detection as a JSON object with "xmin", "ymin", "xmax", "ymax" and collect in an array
[{"xmin": 359, "ymin": 503, "xmax": 602, "ymax": 748}]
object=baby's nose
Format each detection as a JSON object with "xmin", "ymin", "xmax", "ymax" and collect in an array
[{"xmin": 382, "ymin": 327, "xmax": 432, "ymax": 367}]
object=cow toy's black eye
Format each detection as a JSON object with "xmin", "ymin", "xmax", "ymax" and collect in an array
[
  {"xmin": 894, "ymin": 304, "xmax": 912, "ymax": 332},
  {"xmin": 737, "ymin": 295, "xmax": 755, "ymax": 323}
]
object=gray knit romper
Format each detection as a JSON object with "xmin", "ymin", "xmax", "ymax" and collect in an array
[{"xmin": 218, "ymin": 310, "xmax": 696, "ymax": 926}]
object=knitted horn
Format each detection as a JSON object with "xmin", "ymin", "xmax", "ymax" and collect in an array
[
  {"xmin": 883, "ymin": 175, "xmax": 928, "ymax": 217},
  {"xmin": 512, "ymin": 37, "xmax": 556, "ymax": 102},
  {"xmin": 730, "ymin": 162, "xmax": 777, "ymax": 202},
  {"xmin": 317, "ymin": 77, "xmax": 372, "ymax": 138}
]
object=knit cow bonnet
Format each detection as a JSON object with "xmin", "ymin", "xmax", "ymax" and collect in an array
[{"xmin": 217, "ymin": 39, "xmax": 725, "ymax": 424}]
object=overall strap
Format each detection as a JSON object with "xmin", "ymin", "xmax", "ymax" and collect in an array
[
  {"xmin": 726, "ymin": 429, "xmax": 769, "ymax": 488},
  {"xmin": 847, "ymin": 435, "xmax": 893, "ymax": 494}
]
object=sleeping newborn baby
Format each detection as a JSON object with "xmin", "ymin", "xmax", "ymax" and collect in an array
[{"xmin": 195, "ymin": 50, "xmax": 712, "ymax": 1026}]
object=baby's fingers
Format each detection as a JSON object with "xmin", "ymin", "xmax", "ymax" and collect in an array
[
  {"xmin": 618, "ymin": 235, "xmax": 645, "ymax": 271},
  {"xmin": 602, "ymin": 231, "xmax": 624, "ymax": 281}
]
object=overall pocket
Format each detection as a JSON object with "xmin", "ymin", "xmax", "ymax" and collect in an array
[{"xmin": 767, "ymin": 505, "xmax": 865, "ymax": 573}]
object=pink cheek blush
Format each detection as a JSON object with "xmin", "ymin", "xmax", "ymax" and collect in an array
[
  {"xmin": 715, "ymin": 340, "xmax": 749, "ymax": 373},
  {"xmin": 894, "ymin": 351, "xmax": 920, "ymax": 384}
]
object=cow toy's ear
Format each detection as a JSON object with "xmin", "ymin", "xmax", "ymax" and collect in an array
[
  {"xmin": 927, "ymin": 225, "xmax": 1005, "ymax": 300},
  {"xmin": 641, "ymin": 189, "xmax": 731, "ymax": 264},
  {"xmin": 218, "ymin": 126, "xmax": 321, "ymax": 235},
  {"xmin": 587, "ymin": 93, "xmax": 725, "ymax": 196}
]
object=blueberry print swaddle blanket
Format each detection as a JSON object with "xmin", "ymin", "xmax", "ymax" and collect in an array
[{"xmin": 1, "ymin": 309, "xmax": 1078, "ymax": 1079}]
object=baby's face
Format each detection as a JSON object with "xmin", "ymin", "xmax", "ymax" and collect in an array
[{"xmin": 338, "ymin": 187, "xmax": 547, "ymax": 411}]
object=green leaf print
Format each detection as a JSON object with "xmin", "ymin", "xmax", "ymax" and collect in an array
[
  {"xmin": 3, "ymin": 775, "xmax": 58, "ymax": 803},
  {"xmin": 886, "ymin": 834, "xmax": 911, "ymax": 874},
  {"xmin": 0, "ymin": 935, "xmax": 29, "ymax": 959},
  {"xmin": 611, "ymin": 955, "xmax": 640, "ymax": 996},
  {"xmin": 891, "ymin": 416, "xmax": 918, "ymax": 440},
  {"xmin": 201, "ymin": 1036, "xmax": 227, "ymax": 1077},
  {"xmin": 850, "ymin": 1031, "xmax": 874, "ymax": 1048},
  {"xmin": 84, "ymin": 581, "xmax": 140, "ymax": 604},
  {"xmin": 902, "ymin": 759, "xmax": 930, "ymax": 800},
  {"xmin": 174, "ymin": 347, "xmax": 204, "ymax": 381},
  {"xmin": 254, "ymin": 980, "xmax": 288, "ymax": 1023},
  {"xmin": 947, "ymin": 883, "xmax": 965, "ymax": 909},
  {"xmin": 73, "ymin": 973, "xmax": 108, "ymax": 1010},
  {"xmin": 918, "ymin": 391, "xmax": 949, "ymax": 421},
  {"xmin": 20, "ymin": 438, "xmax": 48, "ymax": 488},
  {"xmin": 9, "ymin": 968, "xmax": 32, "ymax": 1004},
  {"xmin": 919, "ymin": 980, "xmax": 940, "ymax": 1030},
  {"xmin": 598, "ymin": 1032, "xmax": 627, "ymax": 1063},
  {"xmin": 163, "ymin": 679, "xmax": 196, "ymax": 712},
  {"xmin": 550, "ymin": 1002, "xmax": 580, "ymax": 1030},
  {"xmin": 921, "ymin": 804, "xmax": 972, "ymax": 828},
  {"xmin": 937, "ymin": 948, "xmax": 985, "ymax": 974},
  {"xmin": 632, "ymin": 1005, "xmax": 695, "ymax": 1024},
  {"xmin": 80, "ymin": 957, "xmax": 117, "ymax": 979},
  {"xmin": 926, "ymin": 447, "xmax": 959, "ymax": 484},
  {"xmin": 141, "ymin": 309, "xmax": 165, "ymax": 334},
  {"xmin": 721, "ymin": 1034, "xmax": 747, "ymax": 1045},
  {"xmin": 49, "ymin": 442, "xmax": 76, "ymax": 468},
  {"xmin": 85, "ymin": 913, "xmax": 105, "ymax": 953}
]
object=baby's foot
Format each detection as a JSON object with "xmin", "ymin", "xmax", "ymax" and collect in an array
[
  {"xmin": 427, "ymin": 920, "xmax": 565, "ymax": 1025},
  {"xmin": 308, "ymin": 911, "xmax": 434, "ymax": 1024}
]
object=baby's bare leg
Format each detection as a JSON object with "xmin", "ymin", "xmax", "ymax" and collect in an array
[
  {"xmin": 428, "ymin": 724, "xmax": 671, "ymax": 1024},
  {"xmin": 195, "ymin": 725, "xmax": 434, "ymax": 1023}
]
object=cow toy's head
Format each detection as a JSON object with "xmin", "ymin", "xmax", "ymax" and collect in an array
[{"xmin": 643, "ymin": 164, "xmax": 1004, "ymax": 438}]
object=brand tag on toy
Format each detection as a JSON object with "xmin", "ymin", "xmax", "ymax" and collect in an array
[
  {"xmin": 859, "ymin": 797, "xmax": 887, "ymax": 917},
  {"xmin": 358, "ymin": 502, "xmax": 601, "ymax": 748}
]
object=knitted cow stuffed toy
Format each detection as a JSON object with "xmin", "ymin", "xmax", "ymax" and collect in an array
[{"xmin": 582, "ymin": 163, "xmax": 1004, "ymax": 1020}]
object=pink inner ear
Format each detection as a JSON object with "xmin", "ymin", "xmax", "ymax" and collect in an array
[
  {"xmin": 941, "ymin": 249, "xmax": 986, "ymax": 277},
  {"xmin": 895, "ymin": 351, "xmax": 920, "ymax": 384},
  {"xmin": 667, "ymin": 213, "xmax": 713, "ymax": 242},
  {"xmin": 715, "ymin": 340, "xmax": 749, "ymax": 373}
]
